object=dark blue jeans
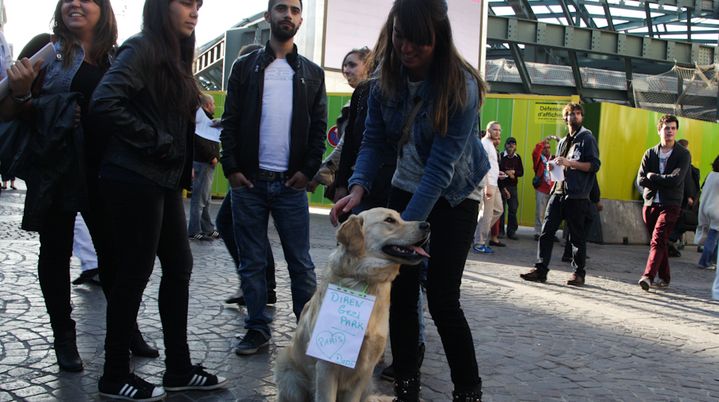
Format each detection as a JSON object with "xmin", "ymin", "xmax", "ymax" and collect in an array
[
  {"xmin": 229, "ymin": 179, "xmax": 316, "ymax": 337},
  {"xmin": 216, "ymin": 193, "xmax": 276, "ymax": 290},
  {"xmin": 500, "ymin": 185, "xmax": 519, "ymax": 236}
]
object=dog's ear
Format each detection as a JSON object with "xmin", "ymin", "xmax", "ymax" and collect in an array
[{"xmin": 337, "ymin": 214, "xmax": 365, "ymax": 255}]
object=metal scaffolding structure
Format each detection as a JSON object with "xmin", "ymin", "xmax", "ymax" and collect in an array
[
  {"xmin": 486, "ymin": 0, "xmax": 719, "ymax": 120},
  {"xmin": 192, "ymin": 0, "xmax": 719, "ymax": 120}
]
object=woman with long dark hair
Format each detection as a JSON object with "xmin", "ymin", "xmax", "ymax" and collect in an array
[
  {"xmin": 90, "ymin": 0, "xmax": 225, "ymax": 400},
  {"xmin": 331, "ymin": 0, "xmax": 488, "ymax": 400},
  {"xmin": 0, "ymin": 0, "xmax": 156, "ymax": 373}
]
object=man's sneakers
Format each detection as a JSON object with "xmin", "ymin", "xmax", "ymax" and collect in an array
[
  {"xmin": 163, "ymin": 364, "xmax": 227, "ymax": 391},
  {"xmin": 566, "ymin": 273, "xmax": 585, "ymax": 287},
  {"xmin": 472, "ymin": 244, "xmax": 494, "ymax": 254},
  {"xmin": 235, "ymin": 329, "xmax": 270, "ymax": 355},
  {"xmin": 72, "ymin": 268, "xmax": 101, "ymax": 286},
  {"xmin": 99, "ymin": 374, "xmax": 166, "ymax": 401},
  {"xmin": 520, "ymin": 268, "xmax": 547, "ymax": 283},
  {"xmin": 190, "ymin": 233, "xmax": 212, "ymax": 241},
  {"xmin": 225, "ymin": 289, "xmax": 277, "ymax": 306},
  {"xmin": 638, "ymin": 275, "xmax": 651, "ymax": 291}
]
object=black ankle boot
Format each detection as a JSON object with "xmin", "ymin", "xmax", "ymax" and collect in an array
[
  {"xmin": 393, "ymin": 373, "xmax": 421, "ymax": 402},
  {"xmin": 54, "ymin": 331, "xmax": 83, "ymax": 372},
  {"xmin": 452, "ymin": 381, "xmax": 482, "ymax": 402},
  {"xmin": 129, "ymin": 330, "xmax": 159, "ymax": 358}
]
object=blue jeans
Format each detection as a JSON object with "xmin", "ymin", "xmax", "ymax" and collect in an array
[
  {"xmin": 699, "ymin": 229, "xmax": 718, "ymax": 268},
  {"xmin": 230, "ymin": 179, "xmax": 316, "ymax": 337},
  {"xmin": 188, "ymin": 161, "xmax": 215, "ymax": 235}
]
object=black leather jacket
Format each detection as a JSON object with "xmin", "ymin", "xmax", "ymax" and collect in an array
[
  {"xmin": 15, "ymin": 93, "xmax": 85, "ymax": 231},
  {"xmin": 220, "ymin": 42, "xmax": 327, "ymax": 180},
  {"xmin": 90, "ymin": 34, "xmax": 193, "ymax": 189}
]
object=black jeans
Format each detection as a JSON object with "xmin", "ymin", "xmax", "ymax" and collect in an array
[
  {"xmin": 38, "ymin": 178, "xmax": 107, "ymax": 337},
  {"xmin": 500, "ymin": 185, "xmax": 519, "ymax": 236},
  {"xmin": 99, "ymin": 179, "xmax": 192, "ymax": 380},
  {"xmin": 216, "ymin": 193, "xmax": 276, "ymax": 290},
  {"xmin": 536, "ymin": 194, "xmax": 590, "ymax": 276},
  {"xmin": 388, "ymin": 188, "xmax": 481, "ymax": 391}
]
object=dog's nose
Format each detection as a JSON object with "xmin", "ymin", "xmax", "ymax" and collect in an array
[{"xmin": 420, "ymin": 222, "xmax": 430, "ymax": 231}]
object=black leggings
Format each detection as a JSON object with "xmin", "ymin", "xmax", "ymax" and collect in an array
[
  {"xmin": 99, "ymin": 179, "xmax": 193, "ymax": 380},
  {"xmin": 38, "ymin": 180, "xmax": 106, "ymax": 337},
  {"xmin": 388, "ymin": 188, "xmax": 482, "ymax": 392}
]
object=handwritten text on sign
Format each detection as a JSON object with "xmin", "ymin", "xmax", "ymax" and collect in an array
[{"xmin": 306, "ymin": 284, "xmax": 375, "ymax": 368}]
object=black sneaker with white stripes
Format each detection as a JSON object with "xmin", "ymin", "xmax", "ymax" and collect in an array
[
  {"xmin": 162, "ymin": 364, "xmax": 227, "ymax": 392},
  {"xmin": 98, "ymin": 373, "xmax": 166, "ymax": 401}
]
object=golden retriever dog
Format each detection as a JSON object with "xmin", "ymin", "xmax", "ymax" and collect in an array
[{"xmin": 275, "ymin": 207, "xmax": 430, "ymax": 402}]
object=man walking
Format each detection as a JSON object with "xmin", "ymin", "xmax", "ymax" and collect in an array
[
  {"xmin": 220, "ymin": 0, "xmax": 326, "ymax": 355},
  {"xmin": 473, "ymin": 122, "xmax": 504, "ymax": 254},
  {"xmin": 520, "ymin": 103, "xmax": 600, "ymax": 286},
  {"xmin": 636, "ymin": 115, "xmax": 689, "ymax": 290},
  {"xmin": 498, "ymin": 137, "xmax": 523, "ymax": 240}
]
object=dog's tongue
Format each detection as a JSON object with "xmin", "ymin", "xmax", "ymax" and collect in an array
[{"xmin": 412, "ymin": 246, "xmax": 430, "ymax": 258}]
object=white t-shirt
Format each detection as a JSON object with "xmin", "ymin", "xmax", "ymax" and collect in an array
[
  {"xmin": 259, "ymin": 58, "xmax": 294, "ymax": 172},
  {"xmin": 653, "ymin": 148, "xmax": 674, "ymax": 203}
]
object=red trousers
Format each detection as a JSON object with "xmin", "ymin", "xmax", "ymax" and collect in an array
[{"xmin": 642, "ymin": 204, "xmax": 680, "ymax": 282}]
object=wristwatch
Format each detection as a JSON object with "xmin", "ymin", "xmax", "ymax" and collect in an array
[{"xmin": 12, "ymin": 92, "xmax": 32, "ymax": 104}]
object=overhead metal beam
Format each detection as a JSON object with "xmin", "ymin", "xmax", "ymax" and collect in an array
[
  {"xmin": 624, "ymin": 58, "xmax": 635, "ymax": 107},
  {"xmin": 601, "ymin": 0, "xmax": 615, "ymax": 31},
  {"xmin": 568, "ymin": 50, "xmax": 585, "ymax": 99},
  {"xmin": 645, "ymin": 2, "xmax": 655, "ymax": 37},
  {"xmin": 486, "ymin": 15, "xmax": 718, "ymax": 66},
  {"xmin": 509, "ymin": 44, "xmax": 533, "ymax": 93}
]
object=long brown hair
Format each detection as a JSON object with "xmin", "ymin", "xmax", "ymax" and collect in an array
[
  {"xmin": 379, "ymin": 0, "xmax": 487, "ymax": 135},
  {"xmin": 52, "ymin": 0, "xmax": 117, "ymax": 69},
  {"xmin": 141, "ymin": 0, "xmax": 200, "ymax": 118}
]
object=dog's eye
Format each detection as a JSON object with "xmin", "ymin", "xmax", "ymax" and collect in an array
[{"xmin": 384, "ymin": 217, "xmax": 396, "ymax": 224}]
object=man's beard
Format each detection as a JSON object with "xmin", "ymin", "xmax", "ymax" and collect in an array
[{"xmin": 271, "ymin": 20, "xmax": 298, "ymax": 42}]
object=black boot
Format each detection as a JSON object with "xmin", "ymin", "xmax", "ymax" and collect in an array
[
  {"xmin": 54, "ymin": 330, "xmax": 83, "ymax": 372},
  {"xmin": 452, "ymin": 381, "xmax": 482, "ymax": 402},
  {"xmin": 393, "ymin": 373, "xmax": 421, "ymax": 402},
  {"xmin": 129, "ymin": 329, "xmax": 160, "ymax": 358}
]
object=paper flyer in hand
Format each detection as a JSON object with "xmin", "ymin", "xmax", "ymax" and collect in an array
[
  {"xmin": 0, "ymin": 42, "xmax": 57, "ymax": 100},
  {"xmin": 549, "ymin": 161, "xmax": 565, "ymax": 182}
]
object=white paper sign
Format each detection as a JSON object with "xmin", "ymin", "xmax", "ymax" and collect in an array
[
  {"xmin": 548, "ymin": 161, "xmax": 565, "ymax": 182},
  {"xmin": 306, "ymin": 284, "xmax": 376, "ymax": 369},
  {"xmin": 194, "ymin": 107, "xmax": 221, "ymax": 142}
]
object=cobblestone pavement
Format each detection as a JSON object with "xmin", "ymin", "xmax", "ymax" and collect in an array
[{"xmin": 1, "ymin": 184, "xmax": 718, "ymax": 401}]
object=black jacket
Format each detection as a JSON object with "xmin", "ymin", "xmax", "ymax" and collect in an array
[
  {"xmin": 194, "ymin": 135, "xmax": 220, "ymax": 163},
  {"xmin": 220, "ymin": 42, "xmax": 327, "ymax": 180},
  {"xmin": 637, "ymin": 142, "xmax": 691, "ymax": 207},
  {"xmin": 90, "ymin": 34, "xmax": 193, "ymax": 189},
  {"xmin": 552, "ymin": 127, "xmax": 601, "ymax": 199},
  {"xmin": 16, "ymin": 93, "xmax": 85, "ymax": 231}
]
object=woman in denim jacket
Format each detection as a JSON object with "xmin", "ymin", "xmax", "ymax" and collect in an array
[
  {"xmin": 0, "ymin": 0, "xmax": 155, "ymax": 373},
  {"xmin": 331, "ymin": 0, "xmax": 489, "ymax": 400}
]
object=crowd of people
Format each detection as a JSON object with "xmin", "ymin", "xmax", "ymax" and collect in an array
[{"xmin": 0, "ymin": 0, "xmax": 717, "ymax": 401}]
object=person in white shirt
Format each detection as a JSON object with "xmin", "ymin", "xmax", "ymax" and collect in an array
[{"xmin": 473, "ymin": 122, "xmax": 504, "ymax": 254}]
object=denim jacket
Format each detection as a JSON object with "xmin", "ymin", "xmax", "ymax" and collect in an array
[
  {"xmin": 41, "ymin": 39, "xmax": 83, "ymax": 95},
  {"xmin": 349, "ymin": 71, "xmax": 489, "ymax": 221}
]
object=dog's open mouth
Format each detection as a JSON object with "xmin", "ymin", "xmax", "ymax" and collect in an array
[{"xmin": 382, "ymin": 238, "xmax": 430, "ymax": 262}]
